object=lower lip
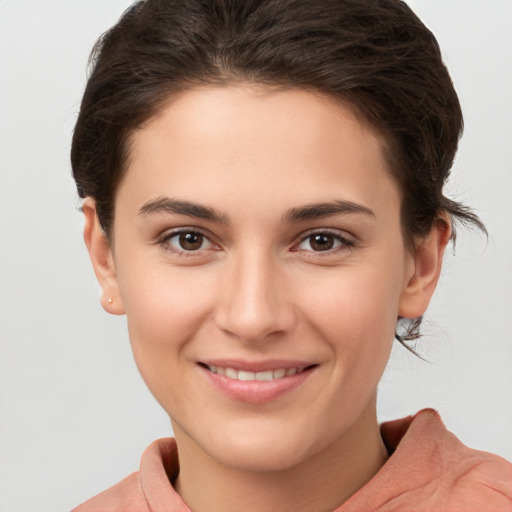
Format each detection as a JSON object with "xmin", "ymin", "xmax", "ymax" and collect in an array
[{"xmin": 198, "ymin": 365, "xmax": 315, "ymax": 404}]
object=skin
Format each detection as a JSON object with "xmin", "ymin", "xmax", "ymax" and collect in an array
[{"xmin": 84, "ymin": 86, "xmax": 450, "ymax": 512}]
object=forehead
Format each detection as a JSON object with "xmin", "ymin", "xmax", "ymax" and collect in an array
[{"xmin": 119, "ymin": 86, "xmax": 400, "ymax": 223}]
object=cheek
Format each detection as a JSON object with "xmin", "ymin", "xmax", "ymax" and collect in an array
[
  {"xmin": 115, "ymin": 262, "xmax": 218, "ymax": 385},
  {"xmin": 298, "ymin": 266, "xmax": 402, "ymax": 342},
  {"xmin": 294, "ymin": 260, "xmax": 403, "ymax": 393},
  {"xmin": 119, "ymin": 256, "xmax": 214, "ymax": 327}
]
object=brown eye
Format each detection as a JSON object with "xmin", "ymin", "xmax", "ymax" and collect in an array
[
  {"xmin": 178, "ymin": 232, "xmax": 204, "ymax": 250},
  {"xmin": 309, "ymin": 234, "xmax": 335, "ymax": 251},
  {"xmin": 161, "ymin": 230, "xmax": 216, "ymax": 254},
  {"xmin": 295, "ymin": 231, "xmax": 353, "ymax": 253}
]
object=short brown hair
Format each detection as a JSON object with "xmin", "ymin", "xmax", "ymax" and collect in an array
[{"xmin": 71, "ymin": 0, "xmax": 485, "ymax": 344}]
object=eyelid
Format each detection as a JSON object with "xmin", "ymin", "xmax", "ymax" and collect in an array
[
  {"xmin": 291, "ymin": 228, "xmax": 355, "ymax": 253},
  {"xmin": 155, "ymin": 226, "xmax": 354, "ymax": 256},
  {"xmin": 157, "ymin": 226, "xmax": 221, "ymax": 254}
]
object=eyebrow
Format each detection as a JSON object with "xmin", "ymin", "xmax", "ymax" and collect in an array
[
  {"xmin": 138, "ymin": 196, "xmax": 375, "ymax": 224},
  {"xmin": 283, "ymin": 200, "xmax": 375, "ymax": 223},
  {"xmin": 138, "ymin": 197, "xmax": 230, "ymax": 224}
]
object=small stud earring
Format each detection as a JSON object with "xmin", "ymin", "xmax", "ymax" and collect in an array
[{"xmin": 107, "ymin": 297, "xmax": 113, "ymax": 304}]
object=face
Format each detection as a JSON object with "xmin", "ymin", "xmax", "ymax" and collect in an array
[{"xmin": 86, "ymin": 86, "xmax": 444, "ymax": 472}]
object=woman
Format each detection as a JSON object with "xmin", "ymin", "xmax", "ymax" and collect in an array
[{"xmin": 70, "ymin": 0, "xmax": 512, "ymax": 510}]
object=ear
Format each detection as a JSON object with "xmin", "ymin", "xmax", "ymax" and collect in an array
[
  {"xmin": 82, "ymin": 198, "xmax": 125, "ymax": 315},
  {"xmin": 398, "ymin": 215, "xmax": 452, "ymax": 319}
]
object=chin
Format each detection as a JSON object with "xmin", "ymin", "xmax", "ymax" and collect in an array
[{"xmin": 199, "ymin": 422, "xmax": 329, "ymax": 474}]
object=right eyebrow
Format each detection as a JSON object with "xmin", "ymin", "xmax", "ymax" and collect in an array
[{"xmin": 138, "ymin": 196, "xmax": 230, "ymax": 224}]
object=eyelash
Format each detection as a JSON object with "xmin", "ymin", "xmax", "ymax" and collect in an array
[
  {"xmin": 157, "ymin": 227, "xmax": 219, "ymax": 257},
  {"xmin": 157, "ymin": 228, "xmax": 355, "ymax": 256},
  {"xmin": 292, "ymin": 229, "xmax": 355, "ymax": 255}
]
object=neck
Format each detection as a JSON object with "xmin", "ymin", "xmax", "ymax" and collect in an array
[{"xmin": 173, "ymin": 400, "xmax": 388, "ymax": 512}]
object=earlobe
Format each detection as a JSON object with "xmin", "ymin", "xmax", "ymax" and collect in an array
[
  {"xmin": 398, "ymin": 216, "xmax": 452, "ymax": 319},
  {"xmin": 82, "ymin": 198, "xmax": 125, "ymax": 315}
]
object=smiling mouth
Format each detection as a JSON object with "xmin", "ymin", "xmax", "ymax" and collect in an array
[
  {"xmin": 199, "ymin": 363, "xmax": 317, "ymax": 382},
  {"xmin": 197, "ymin": 362, "xmax": 318, "ymax": 403}
]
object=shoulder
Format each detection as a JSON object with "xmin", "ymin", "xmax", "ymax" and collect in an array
[
  {"xmin": 340, "ymin": 409, "xmax": 512, "ymax": 511},
  {"xmin": 71, "ymin": 472, "xmax": 149, "ymax": 512},
  {"xmin": 443, "ymin": 445, "xmax": 512, "ymax": 510},
  {"xmin": 383, "ymin": 409, "xmax": 512, "ymax": 511},
  {"xmin": 418, "ymin": 409, "xmax": 512, "ymax": 506},
  {"xmin": 72, "ymin": 438, "xmax": 186, "ymax": 512}
]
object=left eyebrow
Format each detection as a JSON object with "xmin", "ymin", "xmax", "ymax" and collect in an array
[{"xmin": 283, "ymin": 200, "xmax": 375, "ymax": 223}]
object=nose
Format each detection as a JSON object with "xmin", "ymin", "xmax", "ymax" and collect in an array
[{"xmin": 214, "ymin": 248, "xmax": 296, "ymax": 344}]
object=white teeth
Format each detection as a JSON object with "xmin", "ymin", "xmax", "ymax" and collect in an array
[
  {"xmin": 238, "ymin": 370, "xmax": 255, "ymax": 381},
  {"xmin": 225, "ymin": 367, "xmax": 238, "ymax": 379},
  {"xmin": 206, "ymin": 365, "xmax": 306, "ymax": 381},
  {"xmin": 256, "ymin": 370, "xmax": 273, "ymax": 381}
]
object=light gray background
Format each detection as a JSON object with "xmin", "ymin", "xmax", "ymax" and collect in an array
[{"xmin": 1, "ymin": 1, "xmax": 511, "ymax": 511}]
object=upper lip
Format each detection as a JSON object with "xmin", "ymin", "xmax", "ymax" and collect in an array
[{"xmin": 198, "ymin": 359, "xmax": 317, "ymax": 373}]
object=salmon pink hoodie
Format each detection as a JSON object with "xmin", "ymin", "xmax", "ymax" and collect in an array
[{"xmin": 73, "ymin": 409, "xmax": 512, "ymax": 511}]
